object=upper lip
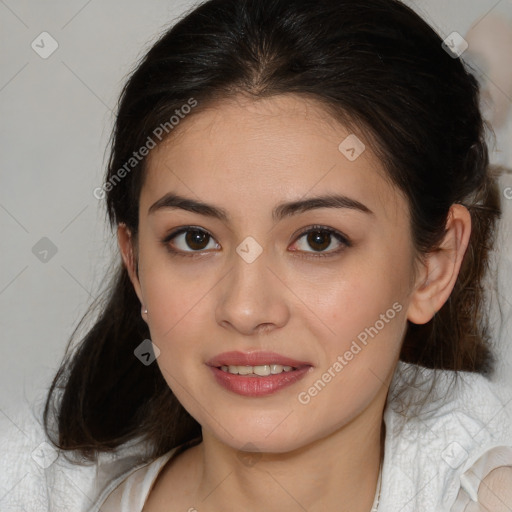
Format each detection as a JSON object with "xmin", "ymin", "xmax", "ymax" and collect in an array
[{"xmin": 206, "ymin": 351, "xmax": 311, "ymax": 368}]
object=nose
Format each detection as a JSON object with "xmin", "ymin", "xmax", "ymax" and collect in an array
[{"xmin": 215, "ymin": 248, "xmax": 290, "ymax": 336}]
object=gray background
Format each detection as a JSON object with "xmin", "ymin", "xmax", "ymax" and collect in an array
[{"xmin": 1, "ymin": 0, "xmax": 512, "ymax": 414}]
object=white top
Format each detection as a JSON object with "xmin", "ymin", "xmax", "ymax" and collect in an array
[{"xmin": 1, "ymin": 361, "xmax": 512, "ymax": 512}]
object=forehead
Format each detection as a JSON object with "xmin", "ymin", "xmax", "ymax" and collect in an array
[{"xmin": 142, "ymin": 94, "xmax": 406, "ymax": 224}]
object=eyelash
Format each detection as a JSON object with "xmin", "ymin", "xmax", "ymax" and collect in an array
[{"xmin": 161, "ymin": 225, "xmax": 351, "ymax": 260}]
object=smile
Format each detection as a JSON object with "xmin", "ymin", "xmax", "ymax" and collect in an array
[
  {"xmin": 206, "ymin": 351, "xmax": 312, "ymax": 396},
  {"xmin": 219, "ymin": 364, "xmax": 295, "ymax": 376}
]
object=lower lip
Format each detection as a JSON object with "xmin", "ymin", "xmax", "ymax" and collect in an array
[{"xmin": 208, "ymin": 366, "xmax": 311, "ymax": 397}]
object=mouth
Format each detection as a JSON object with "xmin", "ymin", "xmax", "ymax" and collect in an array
[
  {"xmin": 218, "ymin": 364, "xmax": 297, "ymax": 376},
  {"xmin": 206, "ymin": 351, "xmax": 312, "ymax": 396}
]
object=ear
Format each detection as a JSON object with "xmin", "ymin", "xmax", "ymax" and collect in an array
[
  {"xmin": 407, "ymin": 204, "xmax": 472, "ymax": 325},
  {"xmin": 117, "ymin": 223, "xmax": 145, "ymax": 307}
]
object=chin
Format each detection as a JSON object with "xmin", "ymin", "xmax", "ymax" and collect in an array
[{"xmin": 203, "ymin": 413, "xmax": 318, "ymax": 454}]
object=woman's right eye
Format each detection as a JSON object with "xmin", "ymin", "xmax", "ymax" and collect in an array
[{"xmin": 162, "ymin": 227, "xmax": 220, "ymax": 256}]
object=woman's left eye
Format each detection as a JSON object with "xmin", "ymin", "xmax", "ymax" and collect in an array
[{"xmin": 290, "ymin": 226, "xmax": 351, "ymax": 257}]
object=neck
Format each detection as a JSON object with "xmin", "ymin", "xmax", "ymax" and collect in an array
[{"xmin": 193, "ymin": 387, "xmax": 387, "ymax": 512}]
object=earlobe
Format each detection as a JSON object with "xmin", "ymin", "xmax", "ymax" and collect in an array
[
  {"xmin": 406, "ymin": 204, "xmax": 472, "ymax": 325},
  {"xmin": 117, "ymin": 223, "xmax": 145, "ymax": 306}
]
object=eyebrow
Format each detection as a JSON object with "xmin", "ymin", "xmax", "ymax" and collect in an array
[{"xmin": 148, "ymin": 192, "xmax": 373, "ymax": 222}]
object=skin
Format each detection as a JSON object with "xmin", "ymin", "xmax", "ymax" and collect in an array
[{"xmin": 118, "ymin": 93, "xmax": 471, "ymax": 512}]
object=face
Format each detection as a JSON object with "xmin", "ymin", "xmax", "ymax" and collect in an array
[{"xmin": 125, "ymin": 94, "xmax": 418, "ymax": 453}]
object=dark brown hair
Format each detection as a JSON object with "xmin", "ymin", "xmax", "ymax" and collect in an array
[{"xmin": 43, "ymin": 0, "xmax": 502, "ymax": 463}]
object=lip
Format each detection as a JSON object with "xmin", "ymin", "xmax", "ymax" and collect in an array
[{"xmin": 206, "ymin": 351, "xmax": 313, "ymax": 397}]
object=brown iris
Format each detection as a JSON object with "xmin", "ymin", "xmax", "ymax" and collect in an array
[
  {"xmin": 306, "ymin": 230, "xmax": 331, "ymax": 251},
  {"xmin": 185, "ymin": 229, "xmax": 210, "ymax": 250}
]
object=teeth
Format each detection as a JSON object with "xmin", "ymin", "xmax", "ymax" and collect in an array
[
  {"xmin": 219, "ymin": 364, "xmax": 296, "ymax": 375},
  {"xmin": 253, "ymin": 365, "xmax": 271, "ymax": 376}
]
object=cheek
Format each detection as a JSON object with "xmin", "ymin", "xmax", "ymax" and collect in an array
[
  {"xmin": 137, "ymin": 241, "xmax": 211, "ymax": 335},
  {"xmin": 140, "ymin": 260, "xmax": 207, "ymax": 396},
  {"xmin": 315, "ymin": 285, "xmax": 406, "ymax": 381},
  {"xmin": 318, "ymin": 253, "xmax": 410, "ymax": 341},
  {"xmin": 295, "ymin": 278, "xmax": 407, "ymax": 424},
  {"xmin": 304, "ymin": 258, "xmax": 411, "ymax": 401}
]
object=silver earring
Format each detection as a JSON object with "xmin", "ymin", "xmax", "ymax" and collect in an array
[{"xmin": 142, "ymin": 305, "xmax": 148, "ymax": 315}]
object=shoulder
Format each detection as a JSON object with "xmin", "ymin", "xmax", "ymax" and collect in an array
[
  {"xmin": 382, "ymin": 363, "xmax": 512, "ymax": 510},
  {"xmin": 387, "ymin": 362, "xmax": 512, "ymax": 433},
  {"xmin": 0, "ymin": 397, "xmax": 133, "ymax": 512},
  {"xmin": 477, "ymin": 466, "xmax": 512, "ymax": 511},
  {"xmin": 0, "ymin": 399, "xmax": 54, "ymax": 510}
]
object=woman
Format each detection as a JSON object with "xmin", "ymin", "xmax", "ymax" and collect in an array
[{"xmin": 36, "ymin": 0, "xmax": 512, "ymax": 510}]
